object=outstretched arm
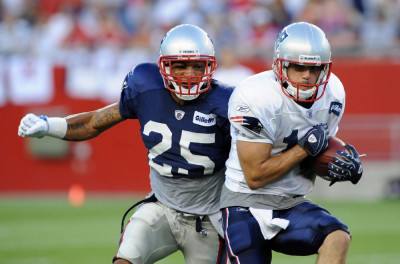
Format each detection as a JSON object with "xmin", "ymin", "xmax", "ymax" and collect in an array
[
  {"xmin": 65, "ymin": 103, "xmax": 123, "ymax": 140},
  {"xmin": 18, "ymin": 102, "xmax": 124, "ymax": 141}
]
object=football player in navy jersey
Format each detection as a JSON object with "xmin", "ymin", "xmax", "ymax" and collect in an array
[
  {"xmin": 220, "ymin": 22, "xmax": 363, "ymax": 264},
  {"xmin": 18, "ymin": 24, "xmax": 233, "ymax": 264}
]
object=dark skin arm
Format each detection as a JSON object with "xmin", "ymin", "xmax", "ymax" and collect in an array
[
  {"xmin": 64, "ymin": 103, "xmax": 124, "ymax": 141},
  {"xmin": 237, "ymin": 140, "xmax": 308, "ymax": 189}
]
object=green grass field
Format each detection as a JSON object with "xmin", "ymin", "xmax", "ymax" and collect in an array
[{"xmin": 0, "ymin": 196, "xmax": 399, "ymax": 264}]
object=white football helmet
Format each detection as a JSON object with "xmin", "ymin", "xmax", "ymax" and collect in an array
[
  {"xmin": 158, "ymin": 24, "xmax": 217, "ymax": 101},
  {"xmin": 272, "ymin": 22, "xmax": 332, "ymax": 102}
]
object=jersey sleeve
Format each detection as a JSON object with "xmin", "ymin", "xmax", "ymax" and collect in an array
[
  {"xmin": 119, "ymin": 70, "xmax": 139, "ymax": 119},
  {"xmin": 228, "ymin": 87, "xmax": 276, "ymax": 144},
  {"xmin": 330, "ymin": 96, "xmax": 345, "ymax": 137},
  {"xmin": 213, "ymin": 82, "xmax": 234, "ymax": 136},
  {"xmin": 327, "ymin": 74, "xmax": 346, "ymax": 137}
]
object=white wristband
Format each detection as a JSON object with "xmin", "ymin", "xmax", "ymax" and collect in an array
[{"xmin": 47, "ymin": 117, "xmax": 68, "ymax": 139}]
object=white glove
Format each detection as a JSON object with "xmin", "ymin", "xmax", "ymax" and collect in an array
[
  {"xmin": 18, "ymin": 113, "xmax": 49, "ymax": 138},
  {"xmin": 18, "ymin": 113, "xmax": 68, "ymax": 139}
]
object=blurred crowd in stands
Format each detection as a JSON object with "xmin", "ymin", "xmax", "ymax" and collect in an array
[
  {"xmin": 0, "ymin": 0, "xmax": 399, "ymax": 105},
  {"xmin": 1, "ymin": 0, "xmax": 400, "ymax": 60}
]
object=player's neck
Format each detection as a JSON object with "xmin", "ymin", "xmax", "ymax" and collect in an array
[
  {"xmin": 170, "ymin": 93, "xmax": 186, "ymax": 106},
  {"xmin": 297, "ymin": 101, "xmax": 314, "ymax": 109}
]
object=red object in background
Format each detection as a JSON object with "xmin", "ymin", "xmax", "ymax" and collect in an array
[
  {"xmin": 68, "ymin": 183, "xmax": 86, "ymax": 207},
  {"xmin": 241, "ymin": 58, "xmax": 400, "ymax": 114},
  {"xmin": 1, "ymin": 59, "xmax": 399, "ymax": 193},
  {"xmin": 38, "ymin": 0, "xmax": 83, "ymax": 17},
  {"xmin": 1, "ymin": 104, "xmax": 149, "ymax": 193},
  {"xmin": 333, "ymin": 59, "xmax": 400, "ymax": 114},
  {"xmin": 1, "ymin": 65, "xmax": 149, "ymax": 193}
]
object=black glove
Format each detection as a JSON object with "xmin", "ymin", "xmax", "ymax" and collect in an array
[
  {"xmin": 298, "ymin": 124, "xmax": 328, "ymax": 157},
  {"xmin": 326, "ymin": 144, "xmax": 363, "ymax": 186}
]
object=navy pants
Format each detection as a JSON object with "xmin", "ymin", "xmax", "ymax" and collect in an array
[{"xmin": 222, "ymin": 201, "xmax": 349, "ymax": 264}]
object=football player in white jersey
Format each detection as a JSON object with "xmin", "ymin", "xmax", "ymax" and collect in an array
[{"xmin": 221, "ymin": 22, "xmax": 363, "ymax": 264}]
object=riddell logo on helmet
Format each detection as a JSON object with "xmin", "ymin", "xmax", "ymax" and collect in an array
[
  {"xmin": 180, "ymin": 50, "xmax": 199, "ymax": 54},
  {"xmin": 299, "ymin": 55, "xmax": 321, "ymax": 64}
]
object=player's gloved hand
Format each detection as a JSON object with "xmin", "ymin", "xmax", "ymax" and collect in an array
[
  {"xmin": 326, "ymin": 144, "xmax": 363, "ymax": 186},
  {"xmin": 18, "ymin": 113, "xmax": 49, "ymax": 138},
  {"xmin": 298, "ymin": 124, "xmax": 328, "ymax": 157}
]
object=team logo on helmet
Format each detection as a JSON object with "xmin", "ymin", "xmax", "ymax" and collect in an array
[
  {"xmin": 276, "ymin": 30, "xmax": 288, "ymax": 49},
  {"xmin": 121, "ymin": 80, "xmax": 128, "ymax": 90}
]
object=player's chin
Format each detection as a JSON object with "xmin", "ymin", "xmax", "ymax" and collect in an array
[{"xmin": 298, "ymin": 85, "xmax": 312, "ymax": 90}]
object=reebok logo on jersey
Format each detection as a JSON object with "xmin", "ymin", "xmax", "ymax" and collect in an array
[
  {"xmin": 236, "ymin": 105, "xmax": 250, "ymax": 113},
  {"xmin": 193, "ymin": 111, "xmax": 216, "ymax": 126},
  {"xmin": 329, "ymin": 102, "xmax": 343, "ymax": 116},
  {"xmin": 230, "ymin": 116, "xmax": 263, "ymax": 134}
]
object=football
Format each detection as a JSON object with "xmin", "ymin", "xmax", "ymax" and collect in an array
[{"xmin": 311, "ymin": 136, "xmax": 347, "ymax": 177}]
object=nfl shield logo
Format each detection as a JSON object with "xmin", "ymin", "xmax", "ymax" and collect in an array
[{"xmin": 175, "ymin": 110, "xmax": 185, "ymax": 120}]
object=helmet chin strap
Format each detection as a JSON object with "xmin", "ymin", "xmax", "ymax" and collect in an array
[
  {"xmin": 174, "ymin": 93, "xmax": 200, "ymax": 101},
  {"xmin": 281, "ymin": 65, "xmax": 317, "ymax": 101},
  {"xmin": 170, "ymin": 81, "xmax": 203, "ymax": 101},
  {"xmin": 164, "ymin": 64, "xmax": 209, "ymax": 101},
  {"xmin": 284, "ymin": 81, "xmax": 316, "ymax": 100}
]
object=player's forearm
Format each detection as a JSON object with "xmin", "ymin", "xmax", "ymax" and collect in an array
[
  {"xmin": 244, "ymin": 145, "xmax": 308, "ymax": 189},
  {"xmin": 65, "ymin": 103, "xmax": 123, "ymax": 141},
  {"xmin": 64, "ymin": 112, "xmax": 99, "ymax": 140}
]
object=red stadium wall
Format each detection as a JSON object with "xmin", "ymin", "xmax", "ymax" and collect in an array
[
  {"xmin": 241, "ymin": 59, "xmax": 400, "ymax": 115},
  {"xmin": 1, "ymin": 60, "xmax": 400, "ymax": 193}
]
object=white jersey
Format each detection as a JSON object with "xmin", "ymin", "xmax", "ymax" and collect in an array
[{"xmin": 225, "ymin": 70, "xmax": 345, "ymax": 197}]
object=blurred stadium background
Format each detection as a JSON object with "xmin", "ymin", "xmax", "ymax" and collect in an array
[{"xmin": 1, "ymin": 0, "xmax": 399, "ymax": 263}]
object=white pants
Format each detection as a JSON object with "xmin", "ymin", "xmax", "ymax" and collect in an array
[{"xmin": 115, "ymin": 201, "xmax": 221, "ymax": 264}]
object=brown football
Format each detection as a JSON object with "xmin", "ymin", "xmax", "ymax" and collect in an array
[{"xmin": 312, "ymin": 137, "xmax": 347, "ymax": 177}]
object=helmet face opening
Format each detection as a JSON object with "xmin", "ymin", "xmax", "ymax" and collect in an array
[
  {"xmin": 158, "ymin": 24, "xmax": 217, "ymax": 101},
  {"xmin": 158, "ymin": 55, "xmax": 217, "ymax": 101},
  {"xmin": 272, "ymin": 22, "xmax": 332, "ymax": 103},
  {"xmin": 274, "ymin": 58, "xmax": 332, "ymax": 103}
]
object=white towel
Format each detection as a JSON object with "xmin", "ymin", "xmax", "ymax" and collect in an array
[{"xmin": 249, "ymin": 207, "xmax": 289, "ymax": 240}]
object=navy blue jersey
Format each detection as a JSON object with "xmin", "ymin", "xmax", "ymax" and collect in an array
[{"xmin": 119, "ymin": 63, "xmax": 233, "ymax": 178}]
